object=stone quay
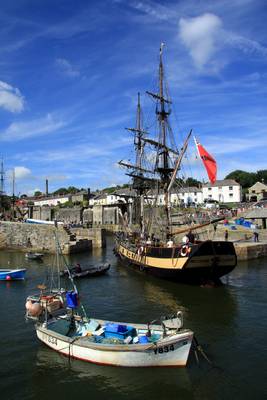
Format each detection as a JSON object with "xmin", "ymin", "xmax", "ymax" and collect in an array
[{"xmin": 0, "ymin": 221, "xmax": 105, "ymax": 254}]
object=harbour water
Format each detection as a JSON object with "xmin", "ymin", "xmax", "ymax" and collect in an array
[{"xmin": 0, "ymin": 234, "xmax": 267, "ymax": 400}]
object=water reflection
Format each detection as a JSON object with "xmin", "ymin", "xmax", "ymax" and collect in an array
[
  {"xmin": 35, "ymin": 346, "xmax": 193, "ymax": 399},
  {"xmin": 142, "ymin": 280, "xmax": 188, "ymax": 313}
]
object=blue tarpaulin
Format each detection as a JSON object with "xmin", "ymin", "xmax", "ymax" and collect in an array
[{"xmin": 66, "ymin": 291, "xmax": 79, "ymax": 308}]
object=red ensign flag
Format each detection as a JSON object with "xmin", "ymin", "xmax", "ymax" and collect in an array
[{"xmin": 196, "ymin": 139, "xmax": 217, "ymax": 184}]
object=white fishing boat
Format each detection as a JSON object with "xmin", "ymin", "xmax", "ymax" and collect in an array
[
  {"xmin": 34, "ymin": 313, "xmax": 193, "ymax": 367},
  {"xmin": 25, "ymin": 233, "xmax": 193, "ymax": 367}
]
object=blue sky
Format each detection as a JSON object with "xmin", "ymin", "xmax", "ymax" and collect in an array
[{"xmin": 0, "ymin": 0, "xmax": 266, "ymax": 196}]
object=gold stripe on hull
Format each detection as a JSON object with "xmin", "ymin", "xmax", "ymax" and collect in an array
[
  {"xmin": 118, "ymin": 245, "xmax": 188, "ymax": 270},
  {"xmin": 118, "ymin": 244, "xmax": 236, "ymax": 271}
]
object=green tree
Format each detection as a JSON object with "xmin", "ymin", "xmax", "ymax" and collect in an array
[
  {"xmin": 225, "ymin": 170, "xmax": 256, "ymax": 188},
  {"xmin": 185, "ymin": 177, "xmax": 201, "ymax": 187},
  {"xmin": 67, "ymin": 186, "xmax": 79, "ymax": 194},
  {"xmin": 53, "ymin": 188, "xmax": 68, "ymax": 195},
  {"xmin": 256, "ymin": 170, "xmax": 267, "ymax": 184},
  {"xmin": 34, "ymin": 190, "xmax": 42, "ymax": 197}
]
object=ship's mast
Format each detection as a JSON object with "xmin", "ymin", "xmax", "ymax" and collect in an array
[
  {"xmin": 12, "ymin": 169, "xmax": 15, "ymax": 218},
  {"xmin": 135, "ymin": 93, "xmax": 145, "ymax": 235},
  {"xmin": 135, "ymin": 93, "xmax": 143, "ymax": 170},
  {"xmin": 159, "ymin": 44, "xmax": 169, "ymax": 176},
  {"xmin": 0, "ymin": 158, "xmax": 4, "ymax": 213},
  {"xmin": 119, "ymin": 93, "xmax": 149, "ymax": 234},
  {"xmin": 147, "ymin": 44, "xmax": 174, "ymax": 234}
]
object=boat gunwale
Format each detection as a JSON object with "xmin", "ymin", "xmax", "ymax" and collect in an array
[{"xmin": 37, "ymin": 322, "xmax": 193, "ymax": 352}]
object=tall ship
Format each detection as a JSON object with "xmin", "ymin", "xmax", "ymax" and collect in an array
[{"xmin": 114, "ymin": 44, "xmax": 237, "ymax": 285}]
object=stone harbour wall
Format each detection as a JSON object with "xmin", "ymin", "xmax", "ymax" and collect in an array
[
  {"xmin": 55, "ymin": 208, "xmax": 83, "ymax": 224},
  {"xmin": 0, "ymin": 221, "xmax": 104, "ymax": 254},
  {"xmin": 32, "ymin": 206, "xmax": 52, "ymax": 221},
  {"xmin": 72, "ymin": 227, "xmax": 106, "ymax": 248},
  {"xmin": 234, "ymin": 242, "xmax": 267, "ymax": 261}
]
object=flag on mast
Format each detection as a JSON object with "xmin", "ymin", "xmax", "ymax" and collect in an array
[{"xmin": 194, "ymin": 137, "xmax": 217, "ymax": 184}]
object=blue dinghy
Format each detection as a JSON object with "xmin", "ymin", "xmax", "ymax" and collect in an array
[{"xmin": 0, "ymin": 269, "xmax": 26, "ymax": 280}]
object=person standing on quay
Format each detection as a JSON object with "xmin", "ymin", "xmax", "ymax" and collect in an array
[
  {"xmin": 253, "ymin": 231, "xmax": 259, "ymax": 242},
  {"xmin": 224, "ymin": 229, "xmax": 228, "ymax": 241}
]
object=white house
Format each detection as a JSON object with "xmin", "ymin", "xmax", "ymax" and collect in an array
[
  {"xmin": 89, "ymin": 188, "xmax": 136, "ymax": 206},
  {"xmin": 147, "ymin": 187, "xmax": 203, "ymax": 206},
  {"xmin": 33, "ymin": 195, "xmax": 70, "ymax": 206},
  {"xmin": 202, "ymin": 179, "xmax": 241, "ymax": 203},
  {"xmin": 89, "ymin": 193, "xmax": 107, "ymax": 206},
  {"xmin": 175, "ymin": 187, "xmax": 203, "ymax": 205}
]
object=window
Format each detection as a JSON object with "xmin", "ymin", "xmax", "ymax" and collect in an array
[
  {"xmin": 229, "ymin": 193, "xmax": 233, "ymax": 197},
  {"xmin": 208, "ymin": 188, "xmax": 212, "ymax": 191},
  {"xmin": 208, "ymin": 195, "xmax": 212, "ymax": 198},
  {"xmin": 229, "ymin": 186, "xmax": 233, "ymax": 190}
]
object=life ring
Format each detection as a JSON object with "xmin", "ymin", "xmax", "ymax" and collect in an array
[
  {"xmin": 137, "ymin": 246, "xmax": 144, "ymax": 256},
  {"xmin": 180, "ymin": 245, "xmax": 190, "ymax": 257}
]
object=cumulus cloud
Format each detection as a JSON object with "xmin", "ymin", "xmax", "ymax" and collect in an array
[
  {"xmin": 0, "ymin": 80, "xmax": 25, "ymax": 112},
  {"xmin": 14, "ymin": 166, "xmax": 32, "ymax": 179},
  {"xmin": 55, "ymin": 58, "xmax": 80, "ymax": 77},
  {"xmin": 179, "ymin": 13, "xmax": 222, "ymax": 68},
  {"xmin": 0, "ymin": 113, "xmax": 66, "ymax": 141},
  {"xmin": 6, "ymin": 166, "xmax": 31, "ymax": 181}
]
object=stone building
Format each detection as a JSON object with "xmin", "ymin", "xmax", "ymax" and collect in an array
[{"xmin": 247, "ymin": 182, "xmax": 267, "ymax": 202}]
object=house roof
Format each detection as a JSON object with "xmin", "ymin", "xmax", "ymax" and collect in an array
[
  {"xmin": 33, "ymin": 193, "xmax": 70, "ymax": 202},
  {"xmin": 202, "ymin": 179, "xmax": 240, "ymax": 188},
  {"xmin": 147, "ymin": 186, "xmax": 202, "ymax": 196},
  {"xmin": 248, "ymin": 181, "xmax": 267, "ymax": 192},
  {"xmin": 93, "ymin": 193, "xmax": 107, "ymax": 200},
  {"xmin": 71, "ymin": 190, "xmax": 88, "ymax": 196},
  {"xmin": 113, "ymin": 188, "xmax": 137, "ymax": 197},
  {"xmin": 177, "ymin": 186, "xmax": 202, "ymax": 193}
]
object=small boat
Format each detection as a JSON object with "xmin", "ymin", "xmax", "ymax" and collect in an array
[
  {"xmin": 25, "ymin": 252, "xmax": 44, "ymax": 260},
  {"xmin": 0, "ymin": 268, "xmax": 26, "ymax": 280},
  {"xmin": 60, "ymin": 263, "xmax": 111, "ymax": 279},
  {"xmin": 26, "ymin": 293, "xmax": 193, "ymax": 367},
  {"xmin": 25, "ymin": 233, "xmax": 193, "ymax": 367}
]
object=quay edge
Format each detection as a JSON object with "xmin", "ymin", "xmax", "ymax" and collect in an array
[
  {"xmin": 0, "ymin": 221, "xmax": 105, "ymax": 254},
  {"xmin": 234, "ymin": 242, "xmax": 267, "ymax": 261}
]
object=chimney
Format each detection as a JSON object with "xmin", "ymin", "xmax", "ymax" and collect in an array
[
  {"xmin": 87, "ymin": 187, "xmax": 91, "ymax": 199},
  {"xmin": 45, "ymin": 179, "xmax": 49, "ymax": 196}
]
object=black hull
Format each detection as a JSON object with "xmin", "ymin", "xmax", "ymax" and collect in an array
[
  {"xmin": 60, "ymin": 264, "xmax": 110, "ymax": 279},
  {"xmin": 114, "ymin": 240, "xmax": 237, "ymax": 285}
]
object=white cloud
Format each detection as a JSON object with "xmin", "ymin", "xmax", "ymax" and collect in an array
[
  {"xmin": 0, "ymin": 80, "xmax": 25, "ymax": 112},
  {"xmin": 179, "ymin": 13, "xmax": 222, "ymax": 68},
  {"xmin": 56, "ymin": 58, "xmax": 80, "ymax": 77},
  {"xmin": 0, "ymin": 113, "xmax": 66, "ymax": 141},
  {"xmin": 14, "ymin": 166, "xmax": 32, "ymax": 180},
  {"xmin": 224, "ymin": 33, "xmax": 267, "ymax": 58},
  {"xmin": 6, "ymin": 166, "xmax": 31, "ymax": 181}
]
